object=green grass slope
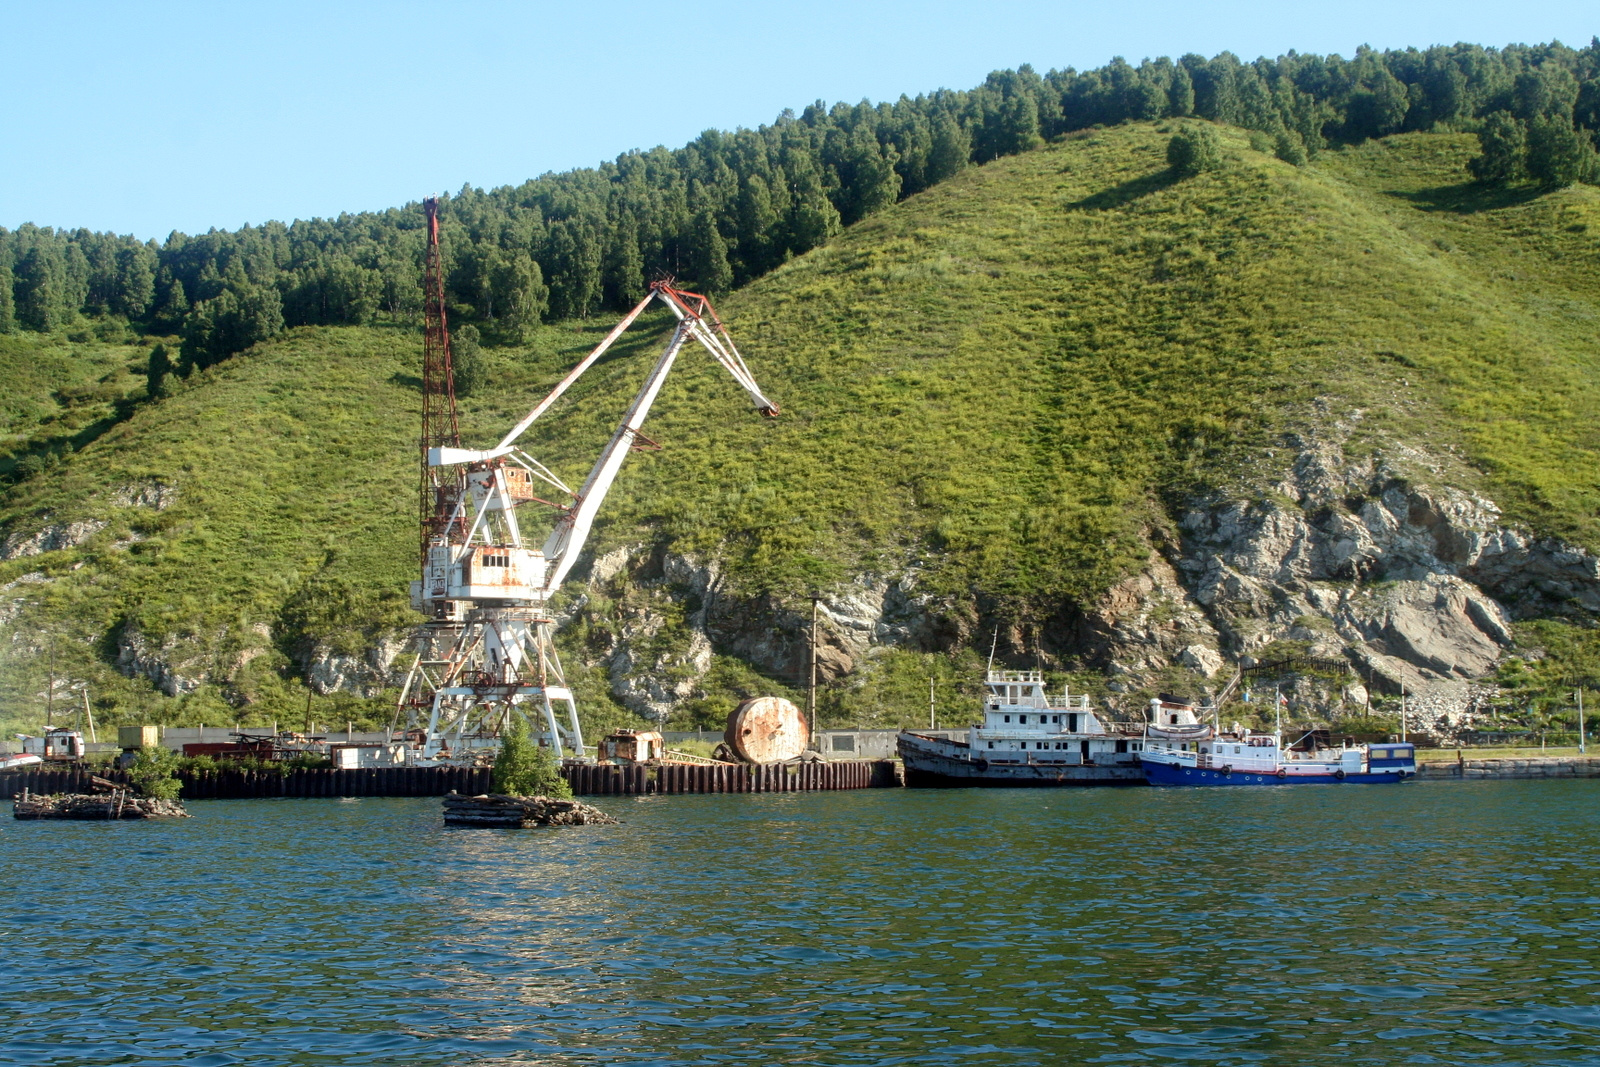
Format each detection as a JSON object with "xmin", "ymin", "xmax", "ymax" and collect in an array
[{"xmin": 2, "ymin": 121, "xmax": 1597, "ymax": 736}]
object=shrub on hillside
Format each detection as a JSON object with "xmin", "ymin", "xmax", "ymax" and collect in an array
[
  {"xmin": 1274, "ymin": 129, "xmax": 1309, "ymax": 167},
  {"xmin": 452, "ymin": 324, "xmax": 486, "ymax": 397},
  {"xmin": 1167, "ymin": 126, "xmax": 1222, "ymax": 177},
  {"xmin": 1469, "ymin": 111, "xmax": 1528, "ymax": 183},
  {"xmin": 1526, "ymin": 115, "xmax": 1600, "ymax": 187}
]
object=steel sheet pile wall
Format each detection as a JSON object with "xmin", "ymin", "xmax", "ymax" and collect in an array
[
  {"xmin": 3, "ymin": 760, "xmax": 898, "ymax": 800},
  {"xmin": 1, "ymin": 767, "xmax": 105, "ymax": 798},
  {"xmin": 564, "ymin": 760, "xmax": 897, "ymax": 795},
  {"xmin": 2, "ymin": 766, "xmax": 493, "ymax": 800}
]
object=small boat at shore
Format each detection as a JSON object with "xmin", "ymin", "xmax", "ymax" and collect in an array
[
  {"xmin": 897, "ymin": 670, "xmax": 1146, "ymax": 786},
  {"xmin": 1141, "ymin": 725, "xmax": 1416, "ymax": 786}
]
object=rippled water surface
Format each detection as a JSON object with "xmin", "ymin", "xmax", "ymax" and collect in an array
[{"xmin": 4, "ymin": 781, "xmax": 1599, "ymax": 1065}]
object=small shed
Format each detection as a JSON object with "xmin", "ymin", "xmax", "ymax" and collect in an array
[{"xmin": 597, "ymin": 730, "xmax": 665, "ymax": 764}]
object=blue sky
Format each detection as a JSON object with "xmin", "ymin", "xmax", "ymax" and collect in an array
[{"xmin": 3, "ymin": 1, "xmax": 1594, "ymax": 241}]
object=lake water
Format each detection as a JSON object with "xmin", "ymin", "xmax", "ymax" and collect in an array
[{"xmin": 3, "ymin": 781, "xmax": 1598, "ymax": 1065}]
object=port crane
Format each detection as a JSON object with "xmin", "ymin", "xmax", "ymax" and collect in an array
[{"xmin": 396, "ymin": 197, "xmax": 778, "ymax": 760}]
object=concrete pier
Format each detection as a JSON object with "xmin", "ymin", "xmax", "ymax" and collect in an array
[{"xmin": 1416, "ymin": 756, "xmax": 1600, "ymax": 779}]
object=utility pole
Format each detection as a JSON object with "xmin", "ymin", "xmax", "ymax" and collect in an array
[
  {"xmin": 1400, "ymin": 679, "xmax": 1407, "ymax": 743},
  {"xmin": 81, "ymin": 687, "xmax": 96, "ymax": 743},
  {"xmin": 807, "ymin": 596, "xmax": 819, "ymax": 748},
  {"xmin": 929, "ymin": 676, "xmax": 936, "ymax": 729},
  {"xmin": 46, "ymin": 646, "xmax": 55, "ymax": 729},
  {"xmin": 1578, "ymin": 687, "xmax": 1586, "ymax": 755}
]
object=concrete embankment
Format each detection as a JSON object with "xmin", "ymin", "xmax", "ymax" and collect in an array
[{"xmin": 1416, "ymin": 756, "xmax": 1600, "ymax": 780}]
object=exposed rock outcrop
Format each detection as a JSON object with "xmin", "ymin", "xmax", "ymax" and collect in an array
[
  {"xmin": 0, "ymin": 572, "xmax": 50, "ymax": 628},
  {"xmin": 115, "ymin": 625, "xmax": 205, "ymax": 697},
  {"xmin": 1, "ymin": 482, "xmax": 176, "ymax": 562},
  {"xmin": 108, "ymin": 481, "xmax": 179, "ymax": 511},
  {"xmin": 306, "ymin": 634, "xmax": 408, "ymax": 697},
  {"xmin": 572, "ymin": 545, "xmax": 948, "ymax": 721},
  {"xmin": 1, "ymin": 519, "xmax": 107, "ymax": 560},
  {"xmin": 1147, "ymin": 412, "xmax": 1600, "ymax": 727}
]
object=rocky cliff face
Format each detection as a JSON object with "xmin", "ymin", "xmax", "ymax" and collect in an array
[{"xmin": 572, "ymin": 411, "xmax": 1598, "ymax": 738}]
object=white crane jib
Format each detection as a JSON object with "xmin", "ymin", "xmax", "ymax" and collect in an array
[{"xmin": 402, "ymin": 281, "xmax": 777, "ymax": 760}]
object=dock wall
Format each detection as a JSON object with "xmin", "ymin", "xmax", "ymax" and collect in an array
[
  {"xmin": 567, "ymin": 759, "xmax": 899, "ymax": 794},
  {"xmin": 1415, "ymin": 756, "xmax": 1600, "ymax": 779},
  {"xmin": 2, "ymin": 760, "xmax": 899, "ymax": 801}
]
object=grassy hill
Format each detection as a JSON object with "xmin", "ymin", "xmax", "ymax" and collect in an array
[{"xmin": 2, "ymin": 121, "xmax": 1598, "ymax": 738}]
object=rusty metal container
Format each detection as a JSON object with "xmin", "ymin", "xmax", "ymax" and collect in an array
[{"xmin": 724, "ymin": 697, "xmax": 807, "ymax": 764}]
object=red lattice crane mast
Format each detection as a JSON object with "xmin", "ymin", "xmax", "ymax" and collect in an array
[{"xmin": 420, "ymin": 196, "xmax": 464, "ymax": 580}]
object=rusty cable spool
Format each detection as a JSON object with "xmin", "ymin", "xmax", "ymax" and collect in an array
[{"xmin": 723, "ymin": 696, "xmax": 807, "ymax": 764}]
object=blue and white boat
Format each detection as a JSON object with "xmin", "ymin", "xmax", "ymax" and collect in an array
[{"xmin": 1141, "ymin": 711, "xmax": 1416, "ymax": 787}]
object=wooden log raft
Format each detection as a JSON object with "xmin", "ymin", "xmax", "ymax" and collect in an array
[
  {"xmin": 441, "ymin": 791, "xmax": 618, "ymax": 828},
  {"xmin": 13, "ymin": 789, "xmax": 189, "ymax": 820}
]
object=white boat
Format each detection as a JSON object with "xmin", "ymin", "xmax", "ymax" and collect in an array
[{"xmin": 897, "ymin": 670, "xmax": 1146, "ymax": 787}]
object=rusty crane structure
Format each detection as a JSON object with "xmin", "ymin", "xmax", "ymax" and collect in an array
[{"xmin": 397, "ymin": 198, "xmax": 778, "ymax": 760}]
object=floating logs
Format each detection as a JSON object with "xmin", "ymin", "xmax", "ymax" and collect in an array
[
  {"xmin": 13, "ymin": 789, "xmax": 189, "ymax": 820},
  {"xmin": 441, "ymin": 791, "xmax": 619, "ymax": 828}
]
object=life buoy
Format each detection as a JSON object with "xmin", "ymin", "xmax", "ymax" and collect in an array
[
  {"xmin": 1275, "ymin": 768, "xmax": 1287, "ymax": 779},
  {"xmin": 1220, "ymin": 765, "xmax": 1233, "ymax": 776},
  {"xmin": 1334, "ymin": 769, "xmax": 1346, "ymax": 780}
]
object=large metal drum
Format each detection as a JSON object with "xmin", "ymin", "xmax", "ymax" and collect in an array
[{"xmin": 723, "ymin": 696, "xmax": 807, "ymax": 763}]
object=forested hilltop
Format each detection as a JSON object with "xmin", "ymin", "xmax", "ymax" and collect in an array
[
  {"xmin": 4, "ymin": 39, "xmax": 1599, "ymax": 379},
  {"xmin": 2, "ymin": 39, "xmax": 1600, "ymax": 744}
]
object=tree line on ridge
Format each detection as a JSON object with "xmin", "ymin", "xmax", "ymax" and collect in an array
[{"xmin": 2, "ymin": 39, "xmax": 1598, "ymax": 375}]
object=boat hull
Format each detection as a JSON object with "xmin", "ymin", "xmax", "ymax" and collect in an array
[
  {"xmin": 898, "ymin": 732, "xmax": 1145, "ymax": 788},
  {"xmin": 1143, "ymin": 761, "xmax": 1411, "ymax": 786}
]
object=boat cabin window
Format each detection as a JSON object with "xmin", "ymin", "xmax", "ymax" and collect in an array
[{"xmin": 1003, "ymin": 715, "xmax": 1011, "ymax": 723}]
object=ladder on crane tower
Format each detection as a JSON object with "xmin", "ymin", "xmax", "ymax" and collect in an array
[{"xmin": 395, "ymin": 209, "xmax": 778, "ymax": 762}]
